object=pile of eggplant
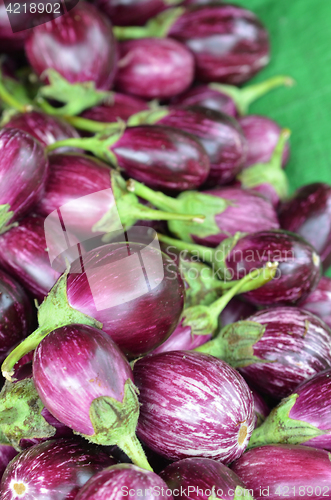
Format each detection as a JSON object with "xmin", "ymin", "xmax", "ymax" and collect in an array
[{"xmin": 0, "ymin": 1, "xmax": 331, "ymax": 498}]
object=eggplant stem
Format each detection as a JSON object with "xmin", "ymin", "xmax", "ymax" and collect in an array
[
  {"xmin": 127, "ymin": 179, "xmax": 180, "ymax": 213},
  {"xmin": 0, "ymin": 79, "xmax": 29, "ymax": 114},
  {"xmin": 117, "ymin": 434, "xmax": 153, "ymax": 471},
  {"xmin": 156, "ymin": 233, "xmax": 214, "ymax": 264},
  {"xmin": 64, "ymin": 115, "xmax": 121, "ymax": 133}
]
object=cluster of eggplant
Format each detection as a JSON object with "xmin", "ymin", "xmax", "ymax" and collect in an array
[{"xmin": 1, "ymin": 0, "xmax": 331, "ymax": 498}]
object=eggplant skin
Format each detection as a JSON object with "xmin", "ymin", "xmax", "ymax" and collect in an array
[{"xmin": 230, "ymin": 444, "xmax": 331, "ymax": 500}]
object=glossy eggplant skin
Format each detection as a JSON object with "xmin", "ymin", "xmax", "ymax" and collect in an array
[
  {"xmin": 300, "ymin": 276, "xmax": 331, "ymax": 329},
  {"xmin": 0, "ymin": 446, "xmax": 18, "ymax": 480},
  {"xmin": 151, "ymin": 321, "xmax": 212, "ymax": 354},
  {"xmin": 33, "ymin": 325, "xmax": 133, "ymax": 436},
  {"xmin": 159, "ymin": 107, "xmax": 247, "ymax": 185},
  {"xmin": 25, "ymin": 2, "xmax": 118, "ymax": 90},
  {"xmin": 0, "ymin": 0, "xmax": 30, "ymax": 51},
  {"xmin": 230, "ymin": 444, "xmax": 331, "ymax": 500},
  {"xmin": 66, "ymin": 242, "xmax": 185, "ymax": 357},
  {"xmin": 75, "ymin": 463, "xmax": 172, "ymax": 500},
  {"xmin": 279, "ymin": 183, "xmax": 331, "ymax": 270},
  {"xmin": 225, "ymin": 230, "xmax": 321, "ymax": 306},
  {"xmin": 115, "ymin": 38, "xmax": 194, "ymax": 99},
  {"xmin": 95, "ymin": 0, "xmax": 166, "ymax": 26},
  {"xmin": 169, "ymin": 5, "xmax": 270, "ymax": 84},
  {"xmin": 250, "ymin": 386, "xmax": 270, "ymax": 427},
  {"xmin": 238, "ymin": 307, "xmax": 331, "ymax": 399},
  {"xmin": 82, "ymin": 93, "xmax": 149, "ymax": 123},
  {"xmin": 0, "ymin": 438, "xmax": 116, "ymax": 500},
  {"xmin": 220, "ymin": 298, "xmax": 257, "ymax": 328},
  {"xmin": 0, "ymin": 128, "xmax": 48, "ymax": 225},
  {"xmin": 4, "ymin": 111, "xmax": 80, "ymax": 150},
  {"xmin": 171, "ymin": 85, "xmax": 237, "ymax": 117},
  {"xmin": 0, "ymin": 269, "xmax": 34, "ymax": 365},
  {"xmin": 160, "ymin": 457, "xmax": 246, "ymax": 500},
  {"xmin": 134, "ymin": 351, "xmax": 255, "ymax": 463},
  {"xmin": 112, "ymin": 125, "xmax": 210, "ymax": 192}
]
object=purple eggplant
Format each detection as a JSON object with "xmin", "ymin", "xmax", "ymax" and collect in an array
[
  {"xmin": 33, "ymin": 324, "xmax": 152, "ymax": 469},
  {"xmin": 0, "ymin": 445, "xmax": 17, "ymax": 479},
  {"xmin": 239, "ymin": 115, "xmax": 290, "ymax": 168},
  {"xmin": 95, "ymin": 0, "xmax": 168, "ymax": 26},
  {"xmin": 25, "ymin": 2, "xmax": 118, "ymax": 90},
  {"xmin": 279, "ymin": 183, "xmax": 331, "ymax": 270},
  {"xmin": 151, "ymin": 320, "xmax": 212, "ymax": 354},
  {"xmin": 133, "ymin": 351, "xmax": 255, "ymax": 463},
  {"xmin": 300, "ymin": 276, "xmax": 331, "ymax": 328},
  {"xmin": 47, "ymin": 125, "xmax": 211, "ymax": 192},
  {"xmin": 160, "ymin": 457, "xmax": 250, "ymax": 500},
  {"xmin": 82, "ymin": 92, "xmax": 149, "ymax": 123},
  {"xmin": 230, "ymin": 444, "xmax": 331, "ymax": 500},
  {"xmin": 0, "ymin": 0, "xmax": 30, "ymax": 51},
  {"xmin": 0, "ymin": 438, "xmax": 115, "ymax": 499},
  {"xmin": 75, "ymin": 463, "xmax": 172, "ymax": 500},
  {"xmin": 250, "ymin": 386, "xmax": 270, "ymax": 428},
  {"xmin": 115, "ymin": 38, "xmax": 194, "ymax": 99},
  {"xmin": 4, "ymin": 111, "xmax": 80, "ymax": 150},
  {"xmin": 0, "ymin": 128, "xmax": 48, "ymax": 233},
  {"xmin": 0, "ymin": 269, "xmax": 34, "ymax": 365},
  {"xmin": 220, "ymin": 298, "xmax": 257, "ymax": 328}
]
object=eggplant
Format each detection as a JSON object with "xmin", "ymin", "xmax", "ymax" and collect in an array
[
  {"xmin": 0, "ymin": 445, "xmax": 17, "ymax": 479},
  {"xmin": 33, "ymin": 324, "xmax": 151, "ymax": 469},
  {"xmin": 47, "ymin": 125, "xmax": 211, "ymax": 192},
  {"xmin": 197, "ymin": 307, "xmax": 331, "ymax": 399},
  {"xmin": 25, "ymin": 2, "xmax": 118, "ymax": 90},
  {"xmin": 0, "ymin": 128, "xmax": 48, "ymax": 233},
  {"xmin": 75, "ymin": 463, "xmax": 172, "ymax": 500},
  {"xmin": 0, "ymin": 0, "xmax": 30, "ymax": 51},
  {"xmin": 250, "ymin": 386, "xmax": 270, "ymax": 428},
  {"xmin": 160, "ymin": 457, "xmax": 251, "ymax": 500},
  {"xmin": 2, "ymin": 241, "xmax": 185, "ymax": 376},
  {"xmin": 82, "ymin": 92, "xmax": 149, "ymax": 123},
  {"xmin": 239, "ymin": 115, "xmax": 290, "ymax": 168},
  {"xmin": 0, "ymin": 438, "xmax": 115, "ymax": 499},
  {"xmin": 151, "ymin": 321, "xmax": 212, "ymax": 354},
  {"xmin": 133, "ymin": 351, "xmax": 255, "ymax": 463},
  {"xmin": 300, "ymin": 276, "xmax": 331, "ymax": 328},
  {"xmin": 115, "ymin": 38, "xmax": 194, "ymax": 99},
  {"xmin": 248, "ymin": 367, "xmax": 331, "ymax": 450},
  {"xmin": 4, "ymin": 111, "xmax": 80, "ymax": 150},
  {"xmin": 220, "ymin": 298, "xmax": 257, "ymax": 328},
  {"xmin": 95, "ymin": 0, "xmax": 168, "ymax": 26},
  {"xmin": 279, "ymin": 183, "xmax": 331, "ymax": 270},
  {"xmin": 230, "ymin": 444, "xmax": 331, "ymax": 500}
]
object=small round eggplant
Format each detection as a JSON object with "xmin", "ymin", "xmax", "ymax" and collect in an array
[
  {"xmin": 0, "ymin": 438, "xmax": 115, "ymax": 499},
  {"xmin": 95, "ymin": 0, "xmax": 167, "ymax": 26},
  {"xmin": 75, "ymin": 463, "xmax": 172, "ymax": 500},
  {"xmin": 151, "ymin": 321, "xmax": 212, "ymax": 354},
  {"xmin": 115, "ymin": 38, "xmax": 194, "ymax": 99},
  {"xmin": 300, "ymin": 276, "xmax": 331, "ymax": 328},
  {"xmin": 279, "ymin": 183, "xmax": 331, "ymax": 270},
  {"xmin": 230, "ymin": 444, "xmax": 331, "ymax": 500},
  {"xmin": 25, "ymin": 2, "xmax": 118, "ymax": 90},
  {"xmin": 0, "ymin": 128, "xmax": 48, "ymax": 232},
  {"xmin": 82, "ymin": 92, "xmax": 149, "ymax": 123},
  {"xmin": 160, "ymin": 457, "xmax": 249, "ymax": 500},
  {"xmin": 133, "ymin": 351, "xmax": 255, "ymax": 464},
  {"xmin": 172, "ymin": 85, "xmax": 238, "ymax": 117}
]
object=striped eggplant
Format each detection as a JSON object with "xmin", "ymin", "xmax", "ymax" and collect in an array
[
  {"xmin": 95, "ymin": 0, "xmax": 171, "ymax": 26},
  {"xmin": 0, "ymin": 445, "xmax": 18, "ymax": 479},
  {"xmin": 133, "ymin": 351, "xmax": 255, "ymax": 464},
  {"xmin": 75, "ymin": 463, "xmax": 172, "ymax": 500},
  {"xmin": 81, "ymin": 93, "xmax": 149, "ymax": 123},
  {"xmin": 230, "ymin": 444, "xmax": 331, "ymax": 500},
  {"xmin": 250, "ymin": 386, "xmax": 270, "ymax": 428},
  {"xmin": 220, "ymin": 298, "xmax": 257, "ymax": 328},
  {"xmin": 300, "ymin": 276, "xmax": 331, "ymax": 328}
]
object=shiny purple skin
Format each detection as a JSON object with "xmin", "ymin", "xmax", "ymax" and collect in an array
[
  {"xmin": 66, "ymin": 242, "xmax": 185, "ymax": 357},
  {"xmin": 112, "ymin": 125, "xmax": 210, "ymax": 192},
  {"xmin": 134, "ymin": 351, "xmax": 255, "ymax": 463},
  {"xmin": 95, "ymin": 0, "xmax": 166, "ymax": 26},
  {"xmin": 82, "ymin": 93, "xmax": 149, "ymax": 123},
  {"xmin": 4, "ymin": 111, "xmax": 80, "ymax": 150},
  {"xmin": 75, "ymin": 463, "xmax": 172, "ymax": 500},
  {"xmin": 0, "ymin": 446, "xmax": 18, "ymax": 480},
  {"xmin": 160, "ymin": 457, "xmax": 246, "ymax": 500},
  {"xmin": 0, "ymin": 0, "xmax": 30, "ymax": 51},
  {"xmin": 225, "ymin": 230, "xmax": 321, "ymax": 306},
  {"xmin": 0, "ymin": 438, "xmax": 116, "ymax": 500},
  {"xmin": 115, "ymin": 38, "xmax": 194, "ymax": 99},
  {"xmin": 279, "ymin": 183, "xmax": 331, "ymax": 270},
  {"xmin": 159, "ymin": 106, "xmax": 247, "ymax": 185},
  {"xmin": 220, "ymin": 298, "xmax": 257, "ymax": 328},
  {"xmin": 171, "ymin": 85, "xmax": 237, "ymax": 117},
  {"xmin": 238, "ymin": 307, "xmax": 331, "ymax": 399},
  {"xmin": 25, "ymin": 2, "xmax": 118, "ymax": 90},
  {"xmin": 230, "ymin": 444, "xmax": 331, "ymax": 500},
  {"xmin": 0, "ymin": 214, "xmax": 60, "ymax": 301},
  {"xmin": 0, "ymin": 269, "xmax": 34, "ymax": 365},
  {"xmin": 33, "ymin": 325, "xmax": 134, "ymax": 436},
  {"xmin": 239, "ymin": 115, "xmax": 290, "ymax": 168},
  {"xmin": 250, "ymin": 386, "xmax": 270, "ymax": 427},
  {"xmin": 151, "ymin": 320, "xmax": 212, "ymax": 354},
  {"xmin": 192, "ymin": 187, "xmax": 279, "ymax": 247},
  {"xmin": 300, "ymin": 276, "xmax": 331, "ymax": 329},
  {"xmin": 169, "ymin": 5, "xmax": 270, "ymax": 84},
  {"xmin": 0, "ymin": 128, "xmax": 48, "ymax": 225}
]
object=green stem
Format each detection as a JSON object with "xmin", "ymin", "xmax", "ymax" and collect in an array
[
  {"xmin": 209, "ymin": 75, "xmax": 295, "ymax": 116},
  {"xmin": 157, "ymin": 233, "xmax": 214, "ymax": 264},
  {"xmin": 127, "ymin": 178, "xmax": 181, "ymax": 213},
  {"xmin": 0, "ymin": 79, "xmax": 27, "ymax": 113},
  {"xmin": 113, "ymin": 26, "xmax": 149, "ymax": 40},
  {"xmin": 129, "ymin": 205, "xmax": 204, "ymax": 223},
  {"xmin": 65, "ymin": 115, "xmax": 121, "ymax": 133},
  {"xmin": 118, "ymin": 434, "xmax": 153, "ymax": 471}
]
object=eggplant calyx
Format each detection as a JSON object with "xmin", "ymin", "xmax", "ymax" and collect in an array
[
  {"xmin": 82, "ymin": 379, "xmax": 152, "ymax": 471},
  {"xmin": 1, "ymin": 271, "xmax": 102, "ymax": 381},
  {"xmin": 179, "ymin": 259, "xmax": 222, "ymax": 308},
  {"xmin": 247, "ymin": 393, "xmax": 330, "ymax": 449},
  {"xmin": 0, "ymin": 204, "xmax": 17, "ymax": 235},
  {"xmin": 127, "ymin": 108, "xmax": 170, "ymax": 127}
]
